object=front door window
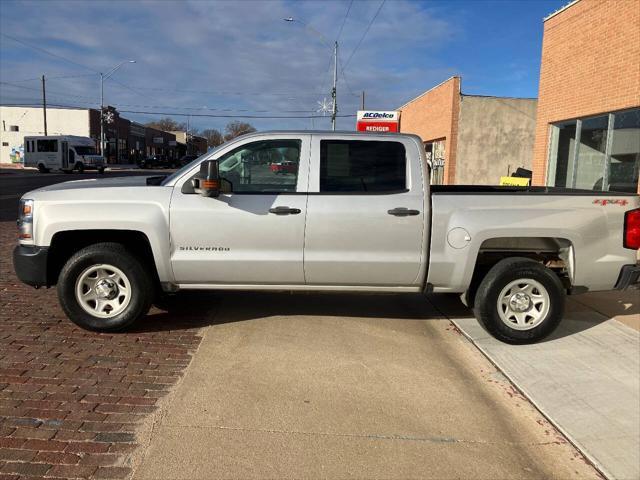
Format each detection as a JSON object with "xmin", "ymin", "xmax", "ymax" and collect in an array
[{"xmin": 217, "ymin": 139, "xmax": 301, "ymax": 193}]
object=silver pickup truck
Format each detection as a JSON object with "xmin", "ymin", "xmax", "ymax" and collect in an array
[{"xmin": 13, "ymin": 131, "xmax": 640, "ymax": 343}]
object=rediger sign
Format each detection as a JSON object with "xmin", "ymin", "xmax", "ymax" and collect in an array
[{"xmin": 356, "ymin": 110, "xmax": 399, "ymax": 133}]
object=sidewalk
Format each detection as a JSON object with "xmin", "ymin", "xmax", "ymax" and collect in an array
[
  {"xmin": 442, "ymin": 291, "xmax": 640, "ymax": 480},
  {"xmin": 130, "ymin": 292, "xmax": 596, "ymax": 480}
]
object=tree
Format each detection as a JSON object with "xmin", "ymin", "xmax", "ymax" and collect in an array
[
  {"xmin": 145, "ymin": 117, "xmax": 186, "ymax": 132},
  {"xmin": 224, "ymin": 121, "xmax": 256, "ymax": 141},
  {"xmin": 200, "ymin": 128, "xmax": 224, "ymax": 148}
]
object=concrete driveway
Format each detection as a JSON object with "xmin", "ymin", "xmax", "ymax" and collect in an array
[{"xmin": 132, "ymin": 292, "xmax": 597, "ymax": 479}]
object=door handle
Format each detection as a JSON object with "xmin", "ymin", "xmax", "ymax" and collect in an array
[
  {"xmin": 269, "ymin": 206, "xmax": 301, "ymax": 215},
  {"xmin": 388, "ymin": 207, "xmax": 420, "ymax": 216}
]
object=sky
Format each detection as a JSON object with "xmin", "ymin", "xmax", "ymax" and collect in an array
[{"xmin": 0, "ymin": 0, "xmax": 567, "ymax": 133}]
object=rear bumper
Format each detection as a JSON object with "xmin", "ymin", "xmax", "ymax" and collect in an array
[
  {"xmin": 614, "ymin": 264, "xmax": 640, "ymax": 290},
  {"xmin": 13, "ymin": 245, "xmax": 49, "ymax": 288}
]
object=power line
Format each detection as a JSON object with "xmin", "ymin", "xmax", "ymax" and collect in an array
[
  {"xmin": 118, "ymin": 109, "xmax": 357, "ymax": 119},
  {"xmin": 337, "ymin": 57, "xmax": 357, "ymax": 97},
  {"xmin": 109, "ymin": 85, "xmax": 359, "ymax": 98},
  {"xmin": 336, "ymin": 0, "xmax": 354, "ymax": 42},
  {"xmin": 0, "ymin": 33, "xmax": 99, "ymax": 74},
  {"xmin": 0, "ymin": 81, "xmax": 98, "ymax": 102},
  {"xmin": 106, "ymin": 76, "xmax": 157, "ymax": 102},
  {"xmin": 0, "ymin": 73, "xmax": 97, "ymax": 83},
  {"xmin": 0, "ymin": 102, "xmax": 356, "ymax": 119},
  {"xmin": 0, "ymin": 82, "xmax": 350, "ymax": 114},
  {"xmin": 342, "ymin": 0, "xmax": 386, "ymax": 71}
]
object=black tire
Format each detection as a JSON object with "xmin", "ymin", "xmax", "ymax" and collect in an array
[
  {"xmin": 98, "ymin": 167, "xmax": 105, "ymax": 174},
  {"xmin": 57, "ymin": 242, "xmax": 153, "ymax": 332},
  {"xmin": 474, "ymin": 257, "xmax": 565, "ymax": 344},
  {"xmin": 37, "ymin": 164, "xmax": 49, "ymax": 173},
  {"xmin": 76, "ymin": 162, "xmax": 85, "ymax": 173}
]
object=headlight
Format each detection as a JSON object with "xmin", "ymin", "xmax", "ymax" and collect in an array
[{"xmin": 17, "ymin": 199, "xmax": 34, "ymax": 241}]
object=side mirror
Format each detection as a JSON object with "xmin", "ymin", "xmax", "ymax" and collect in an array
[{"xmin": 192, "ymin": 160, "xmax": 220, "ymax": 197}]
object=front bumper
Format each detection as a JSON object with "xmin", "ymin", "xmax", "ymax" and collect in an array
[
  {"xmin": 13, "ymin": 245, "xmax": 49, "ymax": 288},
  {"xmin": 614, "ymin": 264, "xmax": 640, "ymax": 290}
]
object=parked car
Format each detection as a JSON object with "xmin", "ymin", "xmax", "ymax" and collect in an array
[
  {"xmin": 13, "ymin": 131, "xmax": 640, "ymax": 343},
  {"xmin": 138, "ymin": 155, "xmax": 178, "ymax": 169},
  {"xmin": 269, "ymin": 160, "xmax": 298, "ymax": 174}
]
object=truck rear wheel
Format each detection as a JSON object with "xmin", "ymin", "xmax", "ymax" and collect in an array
[
  {"xmin": 37, "ymin": 164, "xmax": 49, "ymax": 173},
  {"xmin": 474, "ymin": 257, "xmax": 565, "ymax": 344},
  {"xmin": 57, "ymin": 242, "xmax": 153, "ymax": 331}
]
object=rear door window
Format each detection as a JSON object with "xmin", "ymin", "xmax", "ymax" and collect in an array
[{"xmin": 320, "ymin": 140, "xmax": 406, "ymax": 192}]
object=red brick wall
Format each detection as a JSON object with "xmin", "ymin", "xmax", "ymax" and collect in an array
[
  {"xmin": 532, "ymin": 0, "xmax": 640, "ymax": 188},
  {"xmin": 399, "ymin": 77, "xmax": 461, "ymax": 184}
]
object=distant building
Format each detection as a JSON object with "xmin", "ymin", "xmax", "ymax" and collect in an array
[
  {"xmin": 169, "ymin": 131, "xmax": 208, "ymax": 157},
  {"xmin": 398, "ymin": 77, "xmax": 537, "ymax": 185},
  {"xmin": 0, "ymin": 105, "xmax": 178, "ymax": 165},
  {"xmin": 532, "ymin": 0, "xmax": 640, "ymax": 193}
]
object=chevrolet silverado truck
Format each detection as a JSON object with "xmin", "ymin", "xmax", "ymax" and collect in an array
[{"xmin": 13, "ymin": 131, "xmax": 640, "ymax": 343}]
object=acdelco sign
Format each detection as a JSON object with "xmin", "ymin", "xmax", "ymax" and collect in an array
[{"xmin": 356, "ymin": 110, "xmax": 399, "ymax": 132}]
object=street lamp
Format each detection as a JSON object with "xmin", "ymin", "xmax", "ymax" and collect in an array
[
  {"xmin": 100, "ymin": 60, "xmax": 136, "ymax": 159},
  {"xmin": 284, "ymin": 17, "xmax": 338, "ymax": 131}
]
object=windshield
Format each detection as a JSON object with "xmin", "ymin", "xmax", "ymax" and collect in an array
[
  {"xmin": 161, "ymin": 146, "xmax": 223, "ymax": 186},
  {"xmin": 73, "ymin": 146, "xmax": 97, "ymax": 155}
]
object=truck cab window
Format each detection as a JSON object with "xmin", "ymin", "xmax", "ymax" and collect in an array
[
  {"xmin": 320, "ymin": 140, "xmax": 406, "ymax": 192},
  {"xmin": 217, "ymin": 139, "xmax": 301, "ymax": 193}
]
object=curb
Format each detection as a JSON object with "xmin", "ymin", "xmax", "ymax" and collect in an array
[{"xmin": 448, "ymin": 317, "xmax": 611, "ymax": 480}]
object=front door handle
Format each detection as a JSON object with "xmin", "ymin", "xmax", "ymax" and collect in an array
[
  {"xmin": 388, "ymin": 207, "xmax": 420, "ymax": 216},
  {"xmin": 269, "ymin": 206, "xmax": 301, "ymax": 215}
]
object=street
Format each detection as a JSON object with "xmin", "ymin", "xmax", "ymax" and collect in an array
[{"xmin": 0, "ymin": 168, "xmax": 600, "ymax": 479}]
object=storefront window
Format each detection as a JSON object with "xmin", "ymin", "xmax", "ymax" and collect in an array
[
  {"xmin": 609, "ymin": 109, "xmax": 640, "ymax": 193},
  {"xmin": 547, "ymin": 121, "xmax": 576, "ymax": 187},
  {"xmin": 575, "ymin": 115, "xmax": 608, "ymax": 190},
  {"xmin": 425, "ymin": 139, "xmax": 446, "ymax": 185},
  {"xmin": 547, "ymin": 108, "xmax": 640, "ymax": 192}
]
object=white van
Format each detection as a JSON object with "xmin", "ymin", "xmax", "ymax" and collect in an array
[{"xmin": 23, "ymin": 136, "xmax": 105, "ymax": 174}]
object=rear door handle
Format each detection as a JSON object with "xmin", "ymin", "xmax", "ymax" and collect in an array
[
  {"xmin": 269, "ymin": 206, "xmax": 301, "ymax": 215},
  {"xmin": 388, "ymin": 207, "xmax": 420, "ymax": 216}
]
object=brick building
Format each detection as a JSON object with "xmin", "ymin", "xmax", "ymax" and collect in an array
[
  {"xmin": 532, "ymin": 0, "xmax": 640, "ymax": 193},
  {"xmin": 170, "ymin": 131, "xmax": 208, "ymax": 156},
  {"xmin": 1, "ymin": 105, "xmax": 178, "ymax": 165},
  {"xmin": 399, "ymin": 77, "xmax": 537, "ymax": 185},
  {"xmin": 145, "ymin": 126, "xmax": 177, "ymax": 160}
]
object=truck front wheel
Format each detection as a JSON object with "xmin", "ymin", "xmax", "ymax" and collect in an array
[
  {"xmin": 474, "ymin": 257, "xmax": 565, "ymax": 344},
  {"xmin": 57, "ymin": 242, "xmax": 153, "ymax": 331}
]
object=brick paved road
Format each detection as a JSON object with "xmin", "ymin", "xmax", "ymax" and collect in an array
[{"xmin": 0, "ymin": 222, "xmax": 205, "ymax": 480}]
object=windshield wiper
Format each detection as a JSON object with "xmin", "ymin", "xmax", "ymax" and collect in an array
[{"xmin": 146, "ymin": 175, "xmax": 167, "ymax": 186}]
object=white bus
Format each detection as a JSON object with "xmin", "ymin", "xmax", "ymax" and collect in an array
[{"xmin": 23, "ymin": 136, "xmax": 105, "ymax": 174}]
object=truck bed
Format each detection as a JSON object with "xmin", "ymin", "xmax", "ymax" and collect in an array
[{"xmin": 431, "ymin": 185, "xmax": 638, "ymax": 196}]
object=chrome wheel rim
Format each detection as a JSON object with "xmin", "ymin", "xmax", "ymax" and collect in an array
[
  {"xmin": 497, "ymin": 278, "xmax": 550, "ymax": 331},
  {"xmin": 75, "ymin": 264, "xmax": 131, "ymax": 318}
]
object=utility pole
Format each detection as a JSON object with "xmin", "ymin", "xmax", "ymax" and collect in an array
[
  {"xmin": 331, "ymin": 41, "xmax": 338, "ymax": 131},
  {"xmin": 283, "ymin": 18, "xmax": 337, "ymax": 130},
  {"xmin": 100, "ymin": 73, "xmax": 104, "ymax": 157},
  {"xmin": 187, "ymin": 115, "xmax": 191, "ymax": 155},
  {"xmin": 361, "ymin": 90, "xmax": 365, "ymax": 110},
  {"xmin": 41, "ymin": 75, "xmax": 48, "ymax": 135}
]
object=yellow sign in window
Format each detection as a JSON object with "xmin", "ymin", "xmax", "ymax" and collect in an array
[{"xmin": 500, "ymin": 176, "xmax": 530, "ymax": 186}]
